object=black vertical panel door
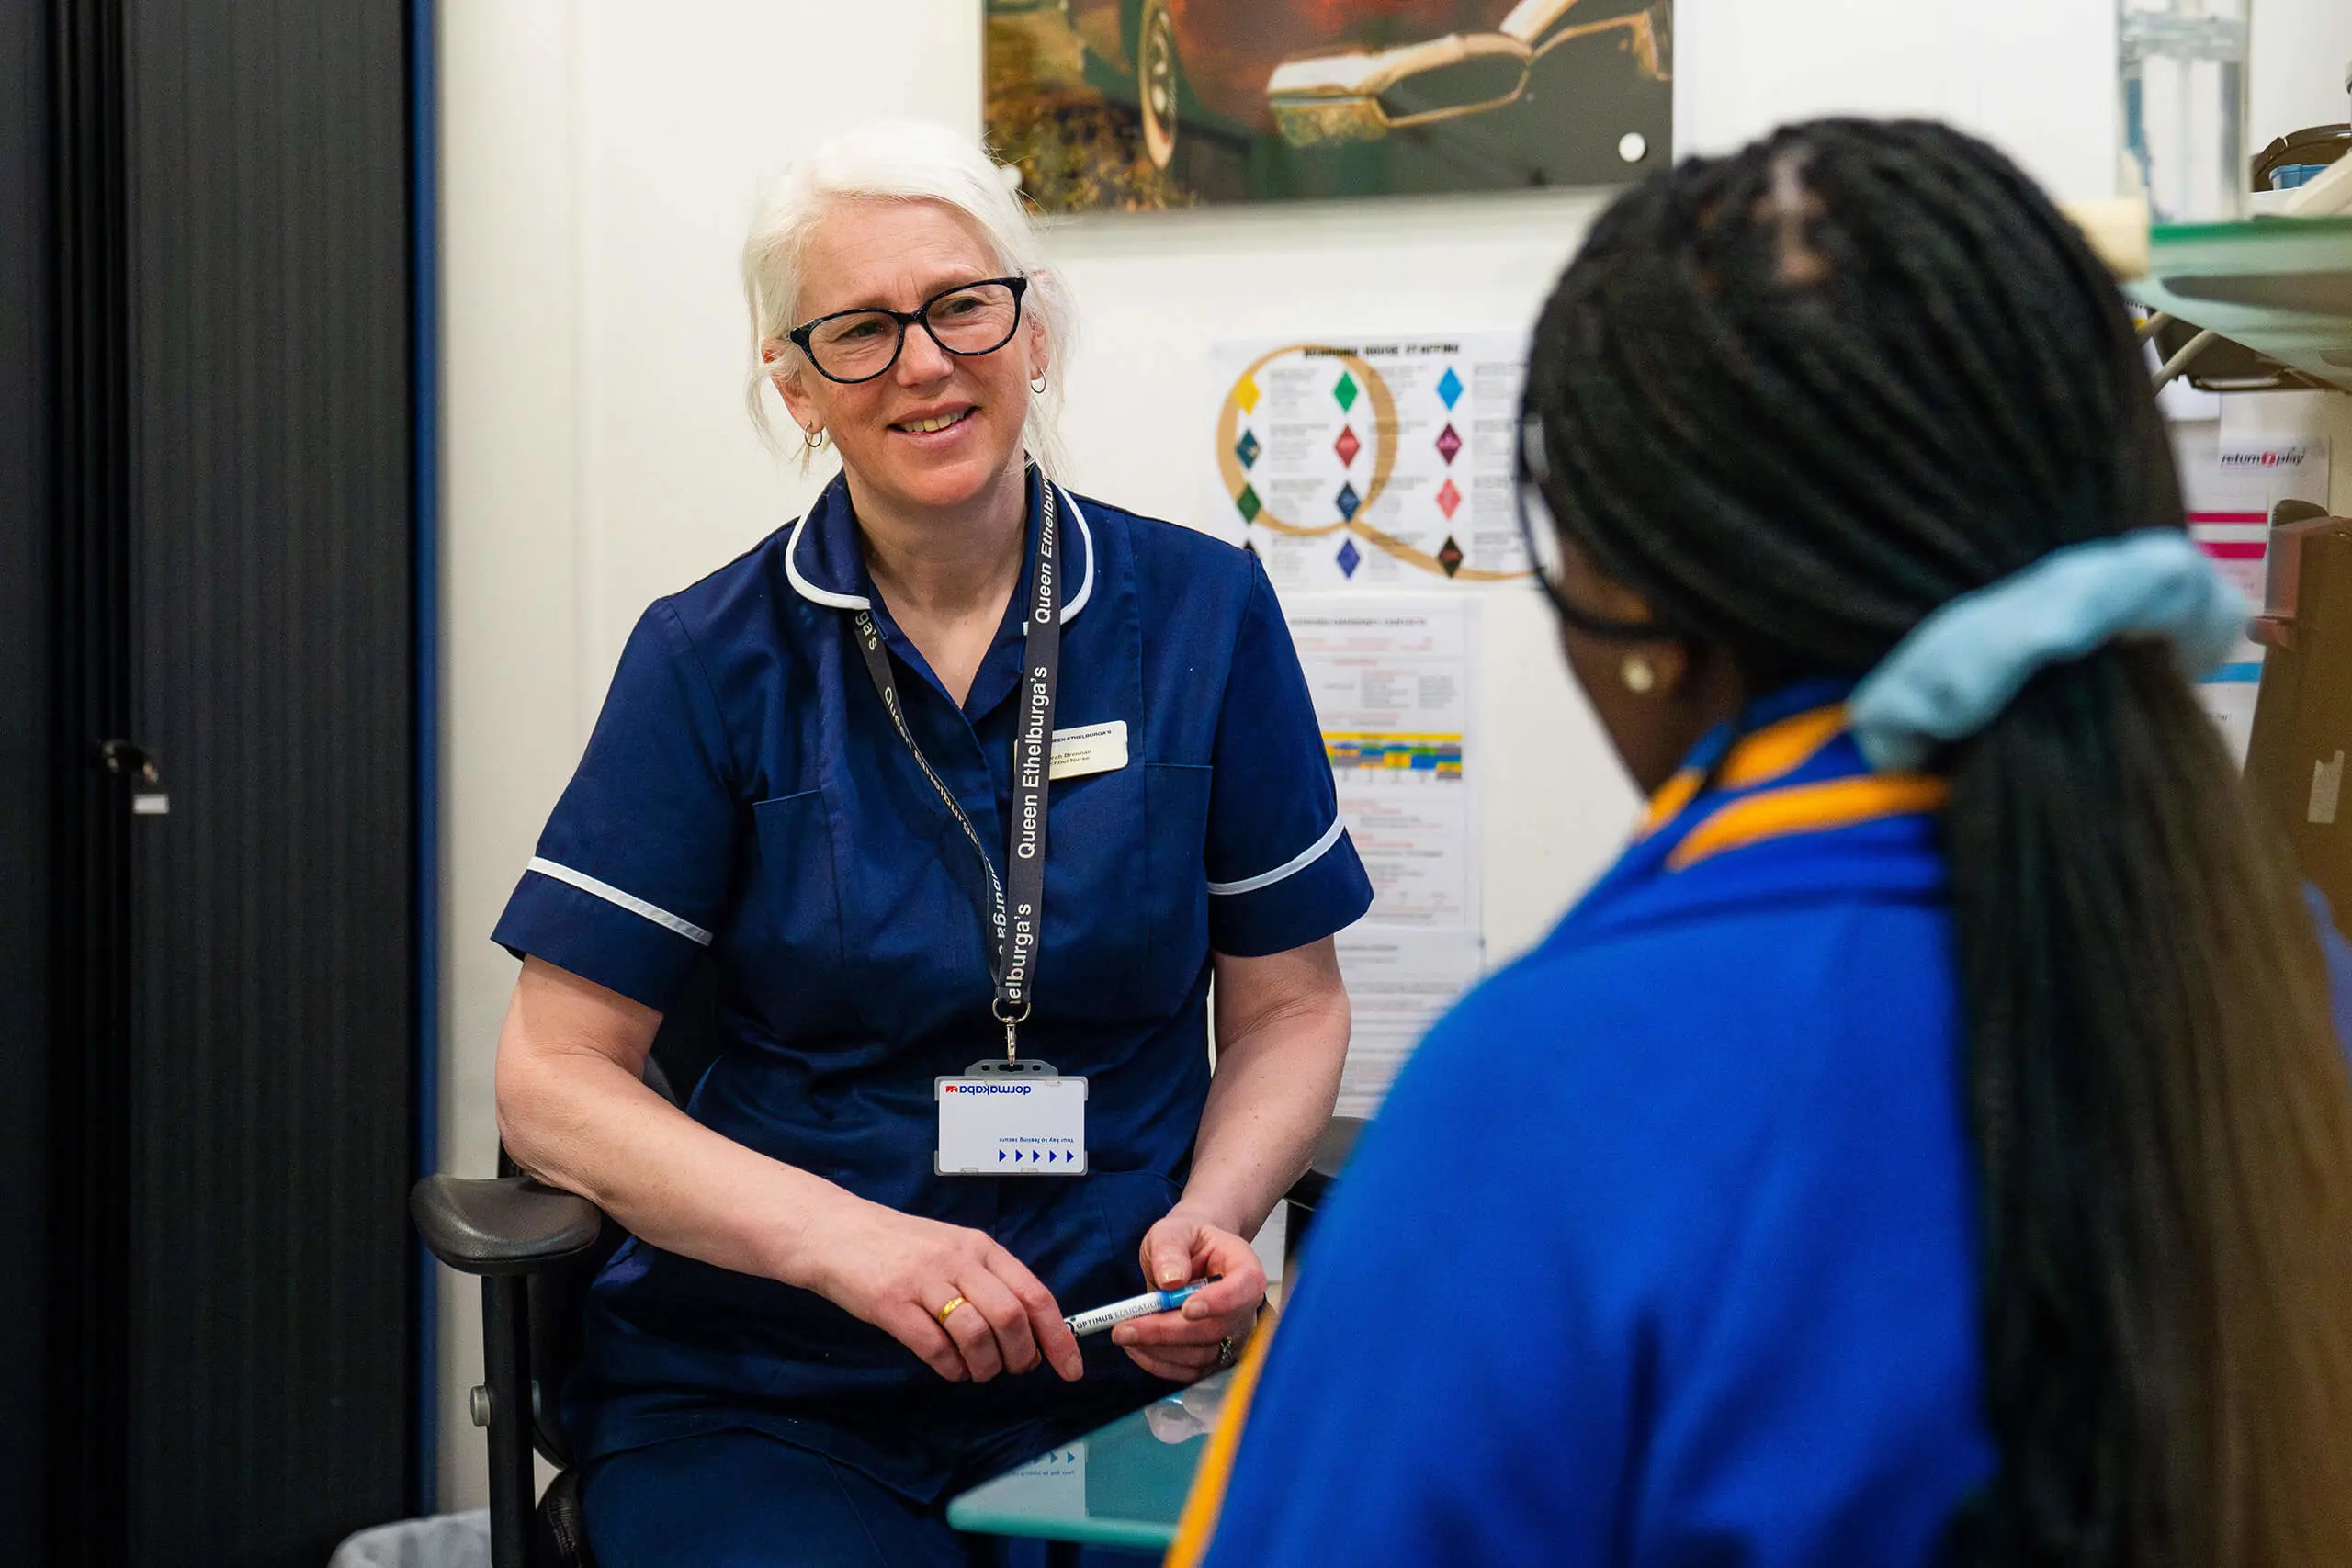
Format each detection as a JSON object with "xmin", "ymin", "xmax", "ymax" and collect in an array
[
  {"xmin": 120, "ymin": 1, "xmax": 416, "ymax": 1561},
  {"xmin": 33, "ymin": 0, "xmax": 418, "ymax": 1562},
  {"xmin": 44, "ymin": 0, "xmax": 140, "ymax": 1553},
  {"xmin": 0, "ymin": 0, "xmax": 53, "ymax": 1557}
]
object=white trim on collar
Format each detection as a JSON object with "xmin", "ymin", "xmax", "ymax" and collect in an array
[
  {"xmin": 1055, "ymin": 482, "xmax": 1095, "ymax": 625},
  {"xmin": 783, "ymin": 512, "xmax": 872, "ymax": 611},
  {"xmin": 782, "ymin": 480, "xmax": 1096, "ymax": 623}
]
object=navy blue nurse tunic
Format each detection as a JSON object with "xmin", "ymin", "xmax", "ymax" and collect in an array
[{"xmin": 492, "ymin": 468, "xmax": 1373, "ymax": 1504}]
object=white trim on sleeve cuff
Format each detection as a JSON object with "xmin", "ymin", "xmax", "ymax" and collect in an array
[
  {"xmin": 526, "ymin": 857, "xmax": 715, "ymax": 947},
  {"xmin": 1206, "ymin": 818, "xmax": 1349, "ymax": 897}
]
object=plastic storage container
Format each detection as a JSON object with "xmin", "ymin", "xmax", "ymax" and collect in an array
[{"xmin": 2120, "ymin": 0, "xmax": 2253, "ymax": 222}]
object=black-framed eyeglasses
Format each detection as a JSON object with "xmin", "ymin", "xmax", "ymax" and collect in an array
[
  {"xmin": 1516, "ymin": 410, "xmax": 1671, "ymax": 642},
  {"xmin": 786, "ymin": 276, "xmax": 1031, "ymax": 385}
]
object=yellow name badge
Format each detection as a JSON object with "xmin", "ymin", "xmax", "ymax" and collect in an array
[{"xmin": 1048, "ymin": 720, "xmax": 1129, "ymax": 782}]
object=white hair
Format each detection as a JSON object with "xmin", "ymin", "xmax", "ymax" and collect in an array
[{"xmin": 741, "ymin": 119, "xmax": 1073, "ymax": 477}]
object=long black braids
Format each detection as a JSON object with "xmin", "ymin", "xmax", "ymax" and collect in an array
[{"xmin": 1524, "ymin": 119, "xmax": 2352, "ymax": 1566}]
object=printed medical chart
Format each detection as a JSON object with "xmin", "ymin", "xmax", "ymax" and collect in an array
[
  {"xmin": 2182, "ymin": 438, "xmax": 2331, "ymax": 762},
  {"xmin": 1210, "ymin": 335, "xmax": 1532, "ymax": 592},
  {"xmin": 1284, "ymin": 597, "xmax": 1486, "ymax": 1117}
]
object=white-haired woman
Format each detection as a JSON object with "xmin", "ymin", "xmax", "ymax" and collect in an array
[{"xmin": 488, "ymin": 119, "xmax": 1371, "ymax": 1565}]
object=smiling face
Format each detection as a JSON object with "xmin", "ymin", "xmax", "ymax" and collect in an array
[{"xmin": 773, "ymin": 198, "xmax": 1046, "ymax": 517}]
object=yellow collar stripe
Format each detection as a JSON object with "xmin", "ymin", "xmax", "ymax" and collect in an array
[
  {"xmin": 1640, "ymin": 768, "xmax": 1705, "ymax": 837},
  {"xmin": 1639, "ymin": 703, "xmax": 1849, "ymax": 838},
  {"xmin": 1718, "ymin": 703, "xmax": 1849, "ymax": 788},
  {"xmin": 1164, "ymin": 1313, "xmax": 1281, "ymax": 1568},
  {"xmin": 1666, "ymin": 773, "xmax": 1951, "ymax": 872}
]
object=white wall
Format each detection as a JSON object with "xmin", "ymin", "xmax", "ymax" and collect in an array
[
  {"xmin": 433, "ymin": 0, "xmax": 2340, "ymax": 1506},
  {"xmin": 2250, "ymin": 0, "xmax": 2352, "ymax": 152},
  {"xmin": 1675, "ymin": 0, "xmax": 2118, "ymax": 200}
]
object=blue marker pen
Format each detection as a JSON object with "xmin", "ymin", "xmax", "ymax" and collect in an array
[{"xmin": 1064, "ymin": 1275, "xmax": 1223, "ymax": 1337}]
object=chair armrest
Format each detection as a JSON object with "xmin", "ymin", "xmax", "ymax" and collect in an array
[
  {"xmin": 410, "ymin": 1173, "xmax": 604, "ymax": 1278},
  {"xmin": 1283, "ymin": 1114, "xmax": 1364, "ymax": 1214}
]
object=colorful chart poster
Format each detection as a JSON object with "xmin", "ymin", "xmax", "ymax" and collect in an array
[
  {"xmin": 1211, "ymin": 335, "xmax": 1532, "ymax": 592},
  {"xmin": 2183, "ymin": 438, "xmax": 2331, "ymax": 762},
  {"xmin": 1283, "ymin": 597, "xmax": 1485, "ymax": 1117}
]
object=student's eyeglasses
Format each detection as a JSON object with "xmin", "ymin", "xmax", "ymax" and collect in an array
[
  {"xmin": 1517, "ymin": 411, "xmax": 1672, "ymax": 642},
  {"xmin": 787, "ymin": 276, "xmax": 1031, "ymax": 385}
]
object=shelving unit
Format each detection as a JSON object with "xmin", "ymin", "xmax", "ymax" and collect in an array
[{"xmin": 2128, "ymin": 216, "xmax": 2352, "ymax": 392}]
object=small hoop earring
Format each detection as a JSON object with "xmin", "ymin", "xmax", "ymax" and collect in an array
[
  {"xmin": 1621, "ymin": 654, "xmax": 1657, "ymax": 694},
  {"xmin": 1030, "ymin": 371, "xmax": 1048, "ymax": 394},
  {"xmin": 803, "ymin": 425, "xmax": 827, "ymax": 450}
]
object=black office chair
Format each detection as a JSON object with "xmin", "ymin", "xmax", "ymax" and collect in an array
[
  {"xmin": 413, "ymin": 957, "xmax": 727, "ymax": 1568},
  {"xmin": 412, "ymin": 960, "xmax": 1364, "ymax": 1568}
]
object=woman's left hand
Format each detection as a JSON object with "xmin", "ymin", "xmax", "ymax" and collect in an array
[{"xmin": 1114, "ymin": 1207, "xmax": 1267, "ymax": 1382}]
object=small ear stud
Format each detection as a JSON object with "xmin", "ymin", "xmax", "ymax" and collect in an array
[{"xmin": 1621, "ymin": 654, "xmax": 1657, "ymax": 694}]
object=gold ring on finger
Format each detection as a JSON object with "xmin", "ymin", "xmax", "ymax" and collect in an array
[{"xmin": 935, "ymin": 1295, "xmax": 967, "ymax": 1325}]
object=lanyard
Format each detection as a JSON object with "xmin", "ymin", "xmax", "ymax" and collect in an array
[{"xmin": 851, "ymin": 477, "xmax": 1063, "ymax": 1064}]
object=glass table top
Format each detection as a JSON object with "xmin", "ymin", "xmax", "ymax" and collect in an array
[
  {"xmin": 946, "ymin": 1370, "xmax": 1234, "ymax": 1551},
  {"xmin": 2132, "ymin": 215, "xmax": 2352, "ymax": 392}
]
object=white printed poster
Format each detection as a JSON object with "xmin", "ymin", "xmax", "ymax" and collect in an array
[
  {"xmin": 1210, "ymin": 336, "xmax": 1532, "ymax": 592},
  {"xmin": 1284, "ymin": 597, "xmax": 1485, "ymax": 1117},
  {"xmin": 2183, "ymin": 438, "xmax": 2331, "ymax": 762}
]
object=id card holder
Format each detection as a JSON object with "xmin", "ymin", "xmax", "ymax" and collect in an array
[{"xmin": 935, "ymin": 1058, "xmax": 1089, "ymax": 1175}]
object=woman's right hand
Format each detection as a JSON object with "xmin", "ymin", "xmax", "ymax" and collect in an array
[{"xmin": 800, "ymin": 1198, "xmax": 1085, "ymax": 1385}]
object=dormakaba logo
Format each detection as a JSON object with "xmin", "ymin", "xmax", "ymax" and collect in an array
[
  {"xmin": 2220, "ymin": 447, "xmax": 2311, "ymax": 469},
  {"xmin": 944, "ymin": 1083, "xmax": 1031, "ymax": 1094}
]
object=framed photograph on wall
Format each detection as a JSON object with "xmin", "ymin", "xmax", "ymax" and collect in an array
[{"xmin": 984, "ymin": 0, "xmax": 1673, "ymax": 213}]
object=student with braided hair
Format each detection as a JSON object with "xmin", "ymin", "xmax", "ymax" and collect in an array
[{"xmin": 1170, "ymin": 118, "xmax": 2352, "ymax": 1568}]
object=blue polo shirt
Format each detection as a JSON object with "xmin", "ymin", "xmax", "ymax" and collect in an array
[
  {"xmin": 1179, "ymin": 681, "xmax": 2352, "ymax": 1567},
  {"xmin": 1184, "ymin": 687, "xmax": 1983, "ymax": 1565},
  {"xmin": 493, "ymin": 468, "xmax": 1372, "ymax": 1500}
]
